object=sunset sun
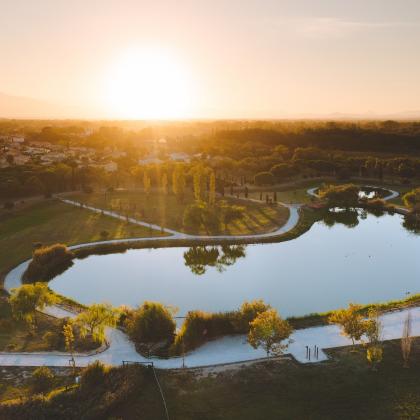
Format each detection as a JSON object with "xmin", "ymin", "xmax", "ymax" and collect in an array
[{"xmin": 106, "ymin": 47, "xmax": 193, "ymax": 119}]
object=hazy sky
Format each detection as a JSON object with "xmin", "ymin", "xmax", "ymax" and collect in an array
[{"xmin": 1, "ymin": 0, "xmax": 420, "ymax": 119}]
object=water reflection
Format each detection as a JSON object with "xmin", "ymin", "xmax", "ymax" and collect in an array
[
  {"xmin": 184, "ymin": 245, "xmax": 246, "ymax": 275},
  {"xmin": 184, "ymin": 209, "xmax": 418, "ymax": 274},
  {"xmin": 322, "ymin": 208, "xmax": 360, "ymax": 228},
  {"xmin": 403, "ymin": 215, "xmax": 420, "ymax": 234}
]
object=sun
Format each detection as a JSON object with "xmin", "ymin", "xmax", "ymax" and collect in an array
[{"xmin": 106, "ymin": 47, "xmax": 193, "ymax": 119}]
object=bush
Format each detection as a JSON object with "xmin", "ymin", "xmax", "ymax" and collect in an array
[
  {"xmin": 81, "ymin": 361, "xmax": 108, "ymax": 390},
  {"xmin": 234, "ymin": 300, "xmax": 272, "ymax": 333},
  {"xmin": 43, "ymin": 331, "xmax": 61, "ymax": 349},
  {"xmin": 172, "ymin": 310, "xmax": 237, "ymax": 353},
  {"xmin": 318, "ymin": 184, "xmax": 360, "ymax": 207},
  {"xmin": 125, "ymin": 301, "xmax": 176, "ymax": 345},
  {"xmin": 23, "ymin": 243, "xmax": 74, "ymax": 282},
  {"xmin": 254, "ymin": 172, "xmax": 275, "ymax": 185},
  {"xmin": 270, "ymin": 163, "xmax": 296, "ymax": 179},
  {"xmin": 100, "ymin": 230, "xmax": 109, "ymax": 240},
  {"xmin": 172, "ymin": 300, "xmax": 270, "ymax": 354},
  {"xmin": 31, "ymin": 366, "xmax": 54, "ymax": 394}
]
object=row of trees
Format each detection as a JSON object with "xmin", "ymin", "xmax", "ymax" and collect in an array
[{"xmin": 253, "ymin": 152, "xmax": 420, "ymax": 185}]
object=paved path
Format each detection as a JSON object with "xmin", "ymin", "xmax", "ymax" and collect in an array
[
  {"xmin": 0, "ymin": 303, "xmax": 418, "ymax": 368},
  {"xmin": 307, "ymin": 186, "xmax": 399, "ymax": 201},
  {"xmin": 59, "ymin": 197, "xmax": 300, "ymax": 242},
  {"xmin": 2, "ymin": 188, "xmax": 418, "ymax": 368}
]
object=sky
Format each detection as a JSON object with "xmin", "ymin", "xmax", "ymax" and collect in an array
[{"xmin": 1, "ymin": 0, "xmax": 420, "ymax": 119}]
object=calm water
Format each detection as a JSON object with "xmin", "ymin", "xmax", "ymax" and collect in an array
[{"xmin": 50, "ymin": 211, "xmax": 419, "ymax": 318}]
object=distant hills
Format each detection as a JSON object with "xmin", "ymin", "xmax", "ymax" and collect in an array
[
  {"xmin": 0, "ymin": 92, "xmax": 85, "ymax": 119},
  {"xmin": 1, "ymin": 91, "xmax": 420, "ymax": 120}
]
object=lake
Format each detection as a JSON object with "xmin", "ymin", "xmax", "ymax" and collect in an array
[{"xmin": 49, "ymin": 210, "xmax": 419, "ymax": 318}]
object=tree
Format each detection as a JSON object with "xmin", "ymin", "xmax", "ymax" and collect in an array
[
  {"xmin": 328, "ymin": 303, "xmax": 367, "ymax": 346},
  {"xmin": 365, "ymin": 308, "xmax": 383, "ymax": 371},
  {"xmin": 63, "ymin": 322, "xmax": 76, "ymax": 376},
  {"xmin": 183, "ymin": 201, "xmax": 220, "ymax": 233},
  {"xmin": 193, "ymin": 164, "xmax": 207, "ymax": 202},
  {"xmin": 209, "ymin": 171, "xmax": 216, "ymax": 206},
  {"xmin": 172, "ymin": 164, "xmax": 186, "ymax": 202},
  {"xmin": 318, "ymin": 184, "xmax": 360, "ymax": 208},
  {"xmin": 125, "ymin": 301, "xmax": 176, "ymax": 345},
  {"xmin": 367, "ymin": 346, "xmax": 383, "ymax": 371},
  {"xmin": 219, "ymin": 201, "xmax": 244, "ymax": 229},
  {"xmin": 161, "ymin": 172, "xmax": 168, "ymax": 194},
  {"xmin": 75, "ymin": 303, "xmax": 118, "ymax": 344},
  {"xmin": 235, "ymin": 300, "xmax": 271, "ymax": 333},
  {"xmin": 10, "ymin": 283, "xmax": 56, "ymax": 330},
  {"xmin": 31, "ymin": 366, "xmax": 54, "ymax": 395},
  {"xmin": 403, "ymin": 188, "xmax": 420, "ymax": 213},
  {"xmin": 401, "ymin": 311, "xmax": 413, "ymax": 368},
  {"xmin": 143, "ymin": 170, "xmax": 151, "ymax": 195},
  {"xmin": 248, "ymin": 309, "xmax": 292, "ymax": 358},
  {"xmin": 365, "ymin": 308, "xmax": 382, "ymax": 345}
]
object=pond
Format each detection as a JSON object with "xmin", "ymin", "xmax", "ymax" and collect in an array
[{"xmin": 49, "ymin": 210, "xmax": 419, "ymax": 319}]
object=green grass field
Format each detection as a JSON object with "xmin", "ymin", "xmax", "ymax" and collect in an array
[
  {"xmin": 68, "ymin": 190, "xmax": 290, "ymax": 236},
  {"xmin": 0, "ymin": 199, "xmax": 166, "ymax": 287}
]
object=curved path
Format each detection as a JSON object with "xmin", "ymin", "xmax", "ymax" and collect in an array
[
  {"xmin": 59, "ymin": 198, "xmax": 300, "ymax": 241},
  {"xmin": 307, "ymin": 186, "xmax": 399, "ymax": 201},
  {"xmin": 2, "ymin": 188, "xmax": 418, "ymax": 368}
]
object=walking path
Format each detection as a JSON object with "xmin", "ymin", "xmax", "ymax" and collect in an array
[
  {"xmin": 2, "ymin": 187, "xmax": 418, "ymax": 369},
  {"xmin": 59, "ymin": 197, "xmax": 300, "ymax": 242},
  {"xmin": 307, "ymin": 186, "xmax": 400, "ymax": 201}
]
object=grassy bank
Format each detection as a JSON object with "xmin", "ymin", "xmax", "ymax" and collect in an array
[
  {"xmin": 68, "ymin": 189, "xmax": 290, "ymax": 236},
  {"xmin": 0, "ymin": 298, "xmax": 96, "ymax": 353},
  {"xmin": 0, "ymin": 199, "xmax": 165, "ymax": 289}
]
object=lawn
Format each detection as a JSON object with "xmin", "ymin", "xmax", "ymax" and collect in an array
[
  {"xmin": 0, "ymin": 199, "xmax": 166, "ymax": 288},
  {"xmin": 67, "ymin": 190, "xmax": 290, "ymax": 236}
]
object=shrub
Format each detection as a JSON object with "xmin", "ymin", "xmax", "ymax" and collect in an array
[
  {"xmin": 318, "ymin": 184, "xmax": 360, "ymax": 207},
  {"xmin": 254, "ymin": 171, "xmax": 275, "ymax": 185},
  {"xmin": 31, "ymin": 366, "xmax": 55, "ymax": 394},
  {"xmin": 234, "ymin": 300, "xmax": 272, "ymax": 333},
  {"xmin": 172, "ymin": 300, "xmax": 270, "ymax": 354},
  {"xmin": 125, "ymin": 301, "xmax": 176, "ymax": 346},
  {"xmin": 100, "ymin": 230, "xmax": 109, "ymax": 240},
  {"xmin": 364, "ymin": 198, "xmax": 386, "ymax": 210},
  {"xmin": 43, "ymin": 331, "xmax": 61, "ymax": 349},
  {"xmin": 270, "ymin": 163, "xmax": 296, "ymax": 179},
  {"xmin": 81, "ymin": 361, "xmax": 108, "ymax": 390},
  {"xmin": 173, "ymin": 310, "xmax": 237, "ymax": 353},
  {"xmin": 23, "ymin": 243, "xmax": 74, "ymax": 282},
  {"xmin": 403, "ymin": 187, "xmax": 420, "ymax": 212}
]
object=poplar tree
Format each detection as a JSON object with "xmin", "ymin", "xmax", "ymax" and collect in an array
[{"xmin": 209, "ymin": 171, "xmax": 216, "ymax": 206}]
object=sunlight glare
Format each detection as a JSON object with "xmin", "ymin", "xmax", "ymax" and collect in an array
[{"xmin": 106, "ymin": 47, "xmax": 193, "ymax": 119}]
